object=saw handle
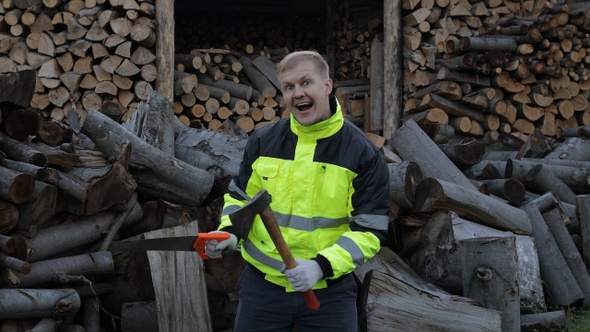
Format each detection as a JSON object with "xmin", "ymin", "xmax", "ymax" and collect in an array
[
  {"xmin": 193, "ymin": 232, "xmax": 231, "ymax": 260},
  {"xmin": 260, "ymin": 208, "xmax": 321, "ymax": 310}
]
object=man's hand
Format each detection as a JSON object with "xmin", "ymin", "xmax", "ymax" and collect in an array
[
  {"xmin": 205, "ymin": 231, "xmax": 238, "ymax": 259},
  {"xmin": 282, "ymin": 258, "xmax": 323, "ymax": 292}
]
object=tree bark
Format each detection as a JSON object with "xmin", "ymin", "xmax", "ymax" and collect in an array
[
  {"xmin": 11, "ymin": 251, "xmax": 114, "ymax": 288},
  {"xmin": 414, "ymin": 177, "xmax": 532, "ymax": 234},
  {"xmin": 391, "ymin": 119, "xmax": 478, "ymax": 191},
  {"xmin": 542, "ymin": 207, "xmax": 590, "ymax": 302},
  {"xmin": 522, "ymin": 194, "xmax": 584, "ymax": 307},
  {"xmin": 383, "ymin": 0, "xmax": 402, "ymax": 142},
  {"xmin": 0, "ymin": 288, "xmax": 80, "ymax": 319},
  {"xmin": 22, "ymin": 201, "xmax": 142, "ymax": 262}
]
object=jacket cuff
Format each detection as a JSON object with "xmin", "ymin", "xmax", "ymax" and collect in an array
[{"xmin": 314, "ymin": 255, "xmax": 333, "ymax": 279}]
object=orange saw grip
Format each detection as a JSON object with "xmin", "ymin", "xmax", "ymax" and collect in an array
[{"xmin": 193, "ymin": 232, "xmax": 231, "ymax": 260}]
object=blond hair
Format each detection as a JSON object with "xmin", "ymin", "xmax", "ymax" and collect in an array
[{"xmin": 276, "ymin": 50, "xmax": 330, "ymax": 79}]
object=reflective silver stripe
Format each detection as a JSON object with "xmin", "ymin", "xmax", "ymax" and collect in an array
[
  {"xmin": 221, "ymin": 204, "xmax": 241, "ymax": 217},
  {"xmin": 276, "ymin": 212, "xmax": 349, "ymax": 231},
  {"xmin": 242, "ymin": 239, "xmax": 284, "ymax": 270},
  {"xmin": 336, "ymin": 236, "xmax": 365, "ymax": 267},
  {"xmin": 228, "ymin": 179, "xmax": 251, "ymax": 201},
  {"xmin": 351, "ymin": 214, "xmax": 389, "ymax": 231}
]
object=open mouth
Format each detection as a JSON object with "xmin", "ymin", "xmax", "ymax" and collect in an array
[{"xmin": 296, "ymin": 102, "xmax": 313, "ymax": 112}]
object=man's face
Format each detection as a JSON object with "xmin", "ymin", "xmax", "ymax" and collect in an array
[{"xmin": 279, "ymin": 60, "xmax": 333, "ymax": 126}]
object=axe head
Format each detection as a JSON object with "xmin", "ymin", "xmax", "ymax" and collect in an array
[{"xmin": 229, "ymin": 189, "xmax": 272, "ymax": 239}]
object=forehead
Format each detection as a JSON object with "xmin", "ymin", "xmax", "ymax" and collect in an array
[{"xmin": 279, "ymin": 61, "xmax": 320, "ymax": 83}]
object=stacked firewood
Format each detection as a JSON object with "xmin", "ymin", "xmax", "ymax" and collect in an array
[
  {"xmin": 0, "ymin": 0, "xmax": 159, "ymax": 124},
  {"xmin": 400, "ymin": 0, "xmax": 590, "ymax": 145}
]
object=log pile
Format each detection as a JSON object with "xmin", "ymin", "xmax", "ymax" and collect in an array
[
  {"xmin": 400, "ymin": 0, "xmax": 590, "ymax": 146},
  {"xmin": 384, "ymin": 118, "xmax": 590, "ymax": 331},
  {"xmin": 0, "ymin": 71, "xmax": 246, "ymax": 330}
]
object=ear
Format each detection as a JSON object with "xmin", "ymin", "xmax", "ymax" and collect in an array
[{"xmin": 325, "ymin": 78, "xmax": 333, "ymax": 95}]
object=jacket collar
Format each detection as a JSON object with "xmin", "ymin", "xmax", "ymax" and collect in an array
[{"xmin": 289, "ymin": 95, "xmax": 343, "ymax": 140}]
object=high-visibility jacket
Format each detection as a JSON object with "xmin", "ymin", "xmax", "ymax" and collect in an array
[{"xmin": 219, "ymin": 96, "xmax": 390, "ymax": 292}]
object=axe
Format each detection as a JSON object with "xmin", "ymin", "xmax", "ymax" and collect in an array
[{"xmin": 230, "ymin": 189, "xmax": 320, "ymax": 310}]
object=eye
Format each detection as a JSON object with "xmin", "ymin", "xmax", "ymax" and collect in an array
[{"xmin": 303, "ymin": 80, "xmax": 310, "ymax": 86}]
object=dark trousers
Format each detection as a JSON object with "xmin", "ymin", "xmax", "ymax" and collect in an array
[{"xmin": 233, "ymin": 265, "xmax": 359, "ymax": 332}]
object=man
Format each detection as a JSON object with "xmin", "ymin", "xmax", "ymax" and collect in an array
[{"xmin": 206, "ymin": 50, "xmax": 390, "ymax": 331}]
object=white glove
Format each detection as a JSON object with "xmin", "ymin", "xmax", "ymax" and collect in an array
[
  {"xmin": 283, "ymin": 258, "xmax": 324, "ymax": 292},
  {"xmin": 204, "ymin": 231, "xmax": 238, "ymax": 259}
]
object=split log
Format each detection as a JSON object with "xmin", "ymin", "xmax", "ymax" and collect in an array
[
  {"xmin": 123, "ymin": 91, "xmax": 175, "ymax": 156},
  {"xmin": 522, "ymin": 194, "xmax": 584, "ymax": 307},
  {"xmin": 75, "ymin": 109, "xmax": 214, "ymax": 207},
  {"xmin": 391, "ymin": 119, "xmax": 478, "ymax": 191},
  {"xmin": 414, "ymin": 177, "xmax": 532, "ymax": 234},
  {"xmin": 354, "ymin": 246, "xmax": 501, "ymax": 332},
  {"xmin": 144, "ymin": 221, "xmax": 212, "ymax": 332},
  {"xmin": 59, "ymin": 142, "xmax": 136, "ymax": 216},
  {"xmin": 0, "ymin": 288, "xmax": 80, "ymax": 319},
  {"xmin": 461, "ymin": 237, "xmax": 520, "ymax": 332},
  {"xmin": 173, "ymin": 118, "xmax": 247, "ymax": 191}
]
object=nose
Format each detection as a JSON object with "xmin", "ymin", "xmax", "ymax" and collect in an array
[{"xmin": 293, "ymin": 85, "xmax": 304, "ymax": 97}]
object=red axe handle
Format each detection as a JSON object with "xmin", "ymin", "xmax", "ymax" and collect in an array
[{"xmin": 259, "ymin": 208, "xmax": 320, "ymax": 310}]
